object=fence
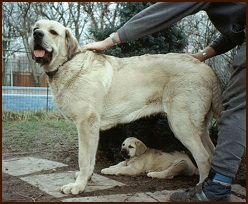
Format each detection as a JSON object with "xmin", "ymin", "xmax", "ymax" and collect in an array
[
  {"xmin": 2, "ymin": 50, "xmax": 57, "ymax": 111},
  {"xmin": 2, "ymin": 86, "xmax": 57, "ymax": 111},
  {"xmin": 2, "ymin": 50, "xmax": 47, "ymax": 87}
]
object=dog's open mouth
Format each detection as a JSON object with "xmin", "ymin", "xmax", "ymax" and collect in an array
[{"xmin": 32, "ymin": 44, "xmax": 53, "ymax": 64}]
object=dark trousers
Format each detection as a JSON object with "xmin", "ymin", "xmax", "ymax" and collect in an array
[{"xmin": 211, "ymin": 42, "xmax": 246, "ymax": 178}]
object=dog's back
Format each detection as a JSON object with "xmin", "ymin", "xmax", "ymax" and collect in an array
[
  {"xmin": 134, "ymin": 149, "xmax": 197, "ymax": 174},
  {"xmin": 101, "ymin": 53, "xmax": 222, "ymax": 129}
]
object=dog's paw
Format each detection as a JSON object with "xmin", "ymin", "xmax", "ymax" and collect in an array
[
  {"xmin": 100, "ymin": 168, "xmax": 109, "ymax": 174},
  {"xmin": 147, "ymin": 172, "xmax": 157, "ymax": 178},
  {"xmin": 147, "ymin": 172, "xmax": 174, "ymax": 179},
  {"xmin": 101, "ymin": 168, "xmax": 113, "ymax": 175},
  {"xmin": 60, "ymin": 183, "xmax": 85, "ymax": 195}
]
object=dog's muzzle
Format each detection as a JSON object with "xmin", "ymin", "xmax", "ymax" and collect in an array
[
  {"xmin": 32, "ymin": 30, "xmax": 53, "ymax": 64},
  {"xmin": 121, "ymin": 149, "xmax": 130, "ymax": 159},
  {"xmin": 33, "ymin": 30, "xmax": 45, "ymax": 41}
]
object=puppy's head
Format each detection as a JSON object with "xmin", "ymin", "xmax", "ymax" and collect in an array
[
  {"xmin": 120, "ymin": 137, "xmax": 148, "ymax": 159},
  {"xmin": 29, "ymin": 20, "xmax": 79, "ymax": 70}
]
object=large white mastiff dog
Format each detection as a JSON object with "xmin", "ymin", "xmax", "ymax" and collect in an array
[{"xmin": 29, "ymin": 20, "xmax": 222, "ymax": 195}]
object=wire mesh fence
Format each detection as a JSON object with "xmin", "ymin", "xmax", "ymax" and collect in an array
[
  {"xmin": 2, "ymin": 50, "xmax": 56, "ymax": 111},
  {"xmin": 2, "ymin": 86, "xmax": 56, "ymax": 111}
]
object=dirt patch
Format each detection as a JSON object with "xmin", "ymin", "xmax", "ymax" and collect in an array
[
  {"xmin": 2, "ymin": 150, "xmax": 246, "ymax": 202},
  {"xmin": 2, "ymin": 150, "xmax": 199, "ymax": 202},
  {"xmin": 2, "ymin": 120, "xmax": 246, "ymax": 202}
]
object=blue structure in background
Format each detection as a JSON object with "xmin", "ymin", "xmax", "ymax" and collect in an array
[{"xmin": 2, "ymin": 86, "xmax": 57, "ymax": 111}]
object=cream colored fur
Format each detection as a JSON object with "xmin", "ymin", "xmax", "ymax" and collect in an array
[
  {"xmin": 30, "ymin": 20, "xmax": 222, "ymax": 195},
  {"xmin": 101, "ymin": 137, "xmax": 199, "ymax": 179}
]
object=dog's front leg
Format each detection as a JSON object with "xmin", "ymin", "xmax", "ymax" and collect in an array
[
  {"xmin": 61, "ymin": 111, "xmax": 100, "ymax": 195},
  {"xmin": 101, "ymin": 161, "xmax": 127, "ymax": 174}
]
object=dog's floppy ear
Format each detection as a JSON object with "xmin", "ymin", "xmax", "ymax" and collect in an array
[
  {"xmin": 135, "ymin": 140, "xmax": 148, "ymax": 156},
  {"xmin": 65, "ymin": 28, "xmax": 79, "ymax": 59}
]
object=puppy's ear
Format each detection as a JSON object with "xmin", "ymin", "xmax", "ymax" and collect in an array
[
  {"xmin": 65, "ymin": 28, "xmax": 79, "ymax": 59},
  {"xmin": 135, "ymin": 140, "xmax": 147, "ymax": 156}
]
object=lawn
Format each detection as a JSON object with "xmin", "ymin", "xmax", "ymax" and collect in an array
[{"xmin": 2, "ymin": 110, "xmax": 78, "ymax": 157}]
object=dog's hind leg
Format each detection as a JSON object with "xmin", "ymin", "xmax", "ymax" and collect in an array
[
  {"xmin": 166, "ymin": 105, "xmax": 211, "ymax": 183},
  {"xmin": 147, "ymin": 158, "xmax": 197, "ymax": 179}
]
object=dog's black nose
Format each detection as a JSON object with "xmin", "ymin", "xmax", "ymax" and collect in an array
[
  {"xmin": 121, "ymin": 149, "xmax": 130, "ymax": 159},
  {"xmin": 33, "ymin": 30, "xmax": 44, "ymax": 40}
]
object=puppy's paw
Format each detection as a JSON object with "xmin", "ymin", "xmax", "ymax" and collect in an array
[
  {"xmin": 101, "ymin": 168, "xmax": 113, "ymax": 175},
  {"xmin": 147, "ymin": 172, "xmax": 157, "ymax": 178},
  {"xmin": 60, "ymin": 183, "xmax": 85, "ymax": 195},
  {"xmin": 101, "ymin": 168, "xmax": 109, "ymax": 174},
  {"xmin": 147, "ymin": 172, "xmax": 174, "ymax": 179}
]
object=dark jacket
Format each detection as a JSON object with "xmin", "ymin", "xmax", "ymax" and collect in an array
[{"xmin": 117, "ymin": 2, "xmax": 246, "ymax": 55}]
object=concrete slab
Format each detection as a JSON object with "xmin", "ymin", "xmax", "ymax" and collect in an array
[
  {"xmin": 62, "ymin": 187, "xmax": 246, "ymax": 202},
  {"xmin": 62, "ymin": 189, "xmax": 184, "ymax": 202},
  {"xmin": 148, "ymin": 187, "xmax": 246, "ymax": 202},
  {"xmin": 146, "ymin": 189, "xmax": 185, "ymax": 202},
  {"xmin": 2, "ymin": 157, "xmax": 67, "ymax": 176},
  {"xmin": 3, "ymin": 157, "xmax": 246, "ymax": 202},
  {"xmin": 62, "ymin": 192, "xmax": 158, "ymax": 202},
  {"xmin": 230, "ymin": 184, "xmax": 246, "ymax": 202},
  {"xmin": 232, "ymin": 184, "xmax": 246, "ymax": 196},
  {"xmin": 230, "ymin": 194, "xmax": 246, "ymax": 202},
  {"xmin": 20, "ymin": 171, "xmax": 126, "ymax": 198}
]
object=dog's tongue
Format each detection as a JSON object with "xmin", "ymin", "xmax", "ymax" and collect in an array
[{"xmin": 34, "ymin": 50, "xmax": 45, "ymax": 57}]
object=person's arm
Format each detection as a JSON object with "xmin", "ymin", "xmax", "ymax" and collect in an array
[
  {"xmin": 117, "ymin": 2, "xmax": 209, "ymax": 43},
  {"xmin": 83, "ymin": 2, "xmax": 209, "ymax": 52},
  {"xmin": 209, "ymin": 34, "xmax": 239, "ymax": 55},
  {"xmin": 192, "ymin": 46, "xmax": 216, "ymax": 62},
  {"xmin": 192, "ymin": 34, "xmax": 239, "ymax": 62},
  {"xmin": 83, "ymin": 32, "xmax": 121, "ymax": 52}
]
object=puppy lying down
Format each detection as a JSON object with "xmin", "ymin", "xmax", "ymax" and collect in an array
[{"xmin": 101, "ymin": 137, "xmax": 198, "ymax": 179}]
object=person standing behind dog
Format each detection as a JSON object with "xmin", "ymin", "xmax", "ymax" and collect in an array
[{"xmin": 83, "ymin": 2, "xmax": 246, "ymax": 202}]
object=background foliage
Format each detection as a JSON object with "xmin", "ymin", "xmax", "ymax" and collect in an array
[{"xmin": 90, "ymin": 2, "xmax": 187, "ymax": 57}]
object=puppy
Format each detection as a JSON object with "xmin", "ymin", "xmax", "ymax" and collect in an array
[{"xmin": 101, "ymin": 137, "xmax": 198, "ymax": 179}]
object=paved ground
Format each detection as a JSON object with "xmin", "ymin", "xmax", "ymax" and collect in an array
[{"xmin": 2, "ymin": 157, "xmax": 246, "ymax": 202}]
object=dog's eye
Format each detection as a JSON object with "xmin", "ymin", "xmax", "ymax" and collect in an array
[
  {"xmin": 128, "ymin": 145, "xmax": 134, "ymax": 149},
  {"xmin": 50, "ymin": 30, "xmax": 58, "ymax": 35}
]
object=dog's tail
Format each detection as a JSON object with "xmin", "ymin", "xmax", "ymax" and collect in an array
[{"xmin": 211, "ymin": 75, "xmax": 223, "ymax": 122}]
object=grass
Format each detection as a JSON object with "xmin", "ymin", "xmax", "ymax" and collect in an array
[
  {"xmin": 2, "ymin": 110, "xmax": 65, "ymax": 121},
  {"xmin": 2, "ymin": 110, "xmax": 219, "ymax": 157},
  {"xmin": 2, "ymin": 110, "xmax": 78, "ymax": 154}
]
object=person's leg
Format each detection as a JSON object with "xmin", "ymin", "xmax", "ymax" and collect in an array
[
  {"xmin": 170, "ymin": 42, "xmax": 246, "ymax": 202},
  {"xmin": 211, "ymin": 42, "xmax": 246, "ymax": 178}
]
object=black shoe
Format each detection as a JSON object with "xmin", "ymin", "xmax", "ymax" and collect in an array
[{"xmin": 170, "ymin": 178, "xmax": 231, "ymax": 202}]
